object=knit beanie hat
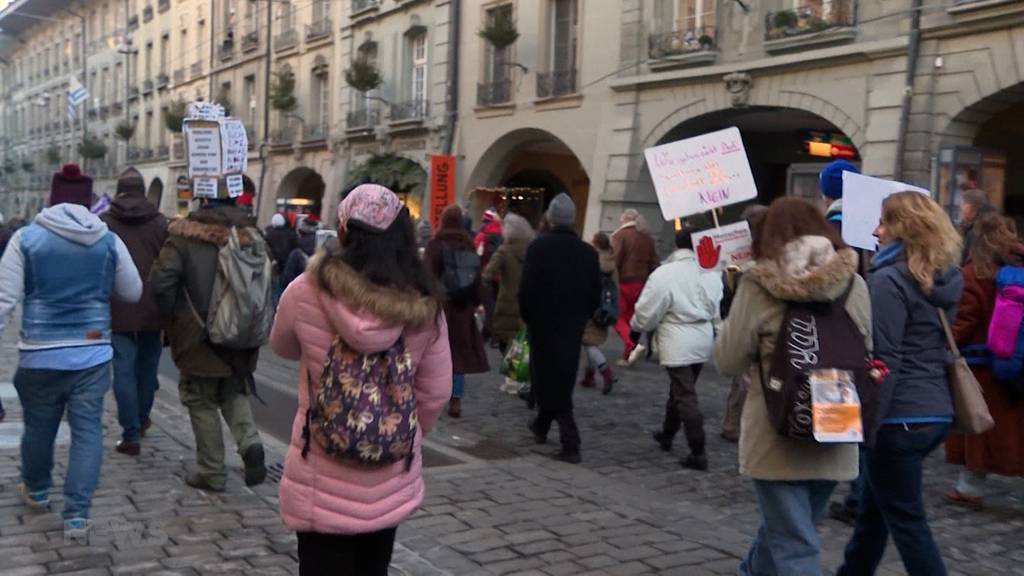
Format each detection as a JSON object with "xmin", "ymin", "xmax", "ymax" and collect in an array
[
  {"xmin": 271, "ymin": 213, "xmax": 286, "ymax": 227},
  {"xmin": 547, "ymin": 193, "xmax": 576, "ymax": 228},
  {"xmin": 819, "ymin": 160, "xmax": 859, "ymax": 200},
  {"xmin": 49, "ymin": 163, "xmax": 93, "ymax": 208},
  {"xmin": 115, "ymin": 167, "xmax": 146, "ymax": 199}
]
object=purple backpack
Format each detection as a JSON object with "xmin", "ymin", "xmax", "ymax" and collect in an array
[{"xmin": 302, "ymin": 336, "xmax": 418, "ymax": 468}]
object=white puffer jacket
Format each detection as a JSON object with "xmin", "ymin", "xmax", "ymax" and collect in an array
[{"xmin": 631, "ymin": 249, "xmax": 723, "ymax": 367}]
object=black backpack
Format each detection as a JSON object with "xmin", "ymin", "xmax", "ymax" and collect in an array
[
  {"xmin": 592, "ymin": 272, "xmax": 619, "ymax": 327},
  {"xmin": 759, "ymin": 281, "xmax": 880, "ymax": 446},
  {"xmin": 442, "ymin": 245, "xmax": 481, "ymax": 304}
]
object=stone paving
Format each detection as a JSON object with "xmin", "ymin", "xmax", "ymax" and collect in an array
[{"xmin": 1, "ymin": 316, "xmax": 1023, "ymax": 575}]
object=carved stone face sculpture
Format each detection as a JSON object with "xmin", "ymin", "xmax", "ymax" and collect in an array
[{"xmin": 724, "ymin": 72, "xmax": 752, "ymax": 108}]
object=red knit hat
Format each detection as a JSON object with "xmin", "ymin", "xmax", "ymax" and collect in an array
[{"xmin": 49, "ymin": 164, "xmax": 94, "ymax": 208}]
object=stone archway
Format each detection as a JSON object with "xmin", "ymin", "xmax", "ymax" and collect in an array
[{"xmin": 276, "ymin": 167, "xmax": 325, "ymax": 222}]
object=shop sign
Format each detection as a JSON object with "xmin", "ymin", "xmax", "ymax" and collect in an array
[
  {"xmin": 841, "ymin": 172, "xmax": 929, "ymax": 251},
  {"xmin": 644, "ymin": 127, "xmax": 757, "ymax": 220},
  {"xmin": 429, "ymin": 155, "xmax": 456, "ymax": 229}
]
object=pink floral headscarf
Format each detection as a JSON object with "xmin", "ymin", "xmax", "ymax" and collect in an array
[{"xmin": 336, "ymin": 184, "xmax": 403, "ymax": 232}]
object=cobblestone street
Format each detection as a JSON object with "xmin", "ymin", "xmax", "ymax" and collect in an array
[{"xmin": 1, "ymin": 321, "xmax": 1023, "ymax": 575}]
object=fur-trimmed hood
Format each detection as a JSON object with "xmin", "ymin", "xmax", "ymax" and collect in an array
[
  {"xmin": 307, "ymin": 253, "xmax": 439, "ymax": 332},
  {"xmin": 169, "ymin": 206, "xmax": 256, "ymax": 246},
  {"xmin": 746, "ymin": 235, "xmax": 858, "ymax": 303}
]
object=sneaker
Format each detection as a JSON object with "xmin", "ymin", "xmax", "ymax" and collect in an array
[
  {"xmin": 115, "ymin": 440, "xmax": 141, "ymax": 456},
  {"xmin": 554, "ymin": 450, "xmax": 581, "ymax": 464},
  {"xmin": 681, "ymin": 452, "xmax": 708, "ymax": 471},
  {"xmin": 17, "ymin": 484, "xmax": 50, "ymax": 510},
  {"xmin": 242, "ymin": 444, "xmax": 267, "ymax": 487},
  {"xmin": 63, "ymin": 518, "xmax": 89, "ymax": 541},
  {"xmin": 652, "ymin": 431, "xmax": 673, "ymax": 452},
  {"xmin": 626, "ymin": 345, "xmax": 647, "ymax": 367},
  {"xmin": 829, "ymin": 501, "xmax": 858, "ymax": 525},
  {"xmin": 185, "ymin": 472, "xmax": 226, "ymax": 493},
  {"xmin": 615, "ymin": 358, "xmax": 629, "ymax": 368},
  {"xmin": 944, "ymin": 489, "xmax": 984, "ymax": 511}
]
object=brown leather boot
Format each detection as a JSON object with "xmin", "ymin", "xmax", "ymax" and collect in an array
[
  {"xmin": 448, "ymin": 398, "xmax": 462, "ymax": 418},
  {"xmin": 600, "ymin": 367, "xmax": 618, "ymax": 395},
  {"xmin": 579, "ymin": 368, "xmax": 596, "ymax": 388}
]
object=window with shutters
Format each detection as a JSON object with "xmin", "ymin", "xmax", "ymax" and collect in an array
[
  {"xmin": 538, "ymin": 0, "xmax": 577, "ymax": 98},
  {"xmin": 411, "ymin": 34, "xmax": 427, "ymax": 105},
  {"xmin": 484, "ymin": 4, "xmax": 512, "ymax": 85}
]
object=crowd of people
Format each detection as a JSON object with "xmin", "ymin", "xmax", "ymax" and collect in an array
[{"xmin": 1, "ymin": 157, "xmax": 1022, "ymax": 576}]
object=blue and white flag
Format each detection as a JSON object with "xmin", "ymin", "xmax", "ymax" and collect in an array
[{"xmin": 67, "ymin": 78, "xmax": 87, "ymax": 123}]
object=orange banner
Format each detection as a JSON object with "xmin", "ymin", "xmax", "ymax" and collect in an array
[{"xmin": 429, "ymin": 155, "xmax": 456, "ymax": 229}]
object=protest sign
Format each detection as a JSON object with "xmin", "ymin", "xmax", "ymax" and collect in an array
[
  {"xmin": 225, "ymin": 174, "xmax": 244, "ymax": 198},
  {"xmin": 220, "ymin": 119, "xmax": 248, "ymax": 174},
  {"xmin": 842, "ymin": 172, "xmax": 930, "ymax": 251},
  {"xmin": 192, "ymin": 177, "xmax": 219, "ymax": 199},
  {"xmin": 644, "ymin": 127, "xmax": 757, "ymax": 221},
  {"xmin": 690, "ymin": 221, "xmax": 753, "ymax": 272},
  {"xmin": 185, "ymin": 122, "xmax": 222, "ymax": 178}
]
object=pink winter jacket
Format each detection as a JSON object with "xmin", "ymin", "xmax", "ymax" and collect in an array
[{"xmin": 270, "ymin": 254, "xmax": 452, "ymax": 535}]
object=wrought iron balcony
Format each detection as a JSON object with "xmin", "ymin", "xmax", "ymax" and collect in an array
[
  {"xmin": 390, "ymin": 100, "xmax": 429, "ymax": 122},
  {"xmin": 142, "ymin": 79, "xmax": 154, "ymax": 95},
  {"xmin": 156, "ymin": 145, "xmax": 169, "ymax": 158},
  {"xmin": 346, "ymin": 108, "xmax": 380, "ymax": 130},
  {"xmin": 306, "ymin": 19, "xmax": 332, "ymax": 42},
  {"xmin": 190, "ymin": 62, "xmax": 203, "ymax": 79},
  {"xmin": 157, "ymin": 0, "xmax": 169, "ymax": 13},
  {"xmin": 128, "ymin": 15, "xmax": 139, "ymax": 31},
  {"xmin": 649, "ymin": 26, "xmax": 716, "ymax": 59},
  {"xmin": 128, "ymin": 146, "xmax": 141, "ymax": 161},
  {"xmin": 128, "ymin": 86, "xmax": 140, "ymax": 100},
  {"xmin": 303, "ymin": 123, "xmax": 328, "ymax": 142},
  {"xmin": 142, "ymin": 5, "xmax": 153, "ymax": 22},
  {"xmin": 173, "ymin": 69, "xmax": 185, "ymax": 84},
  {"xmin": 219, "ymin": 38, "xmax": 234, "ymax": 61},
  {"xmin": 270, "ymin": 126, "xmax": 296, "ymax": 146},
  {"xmin": 112, "ymin": 101, "xmax": 124, "ymax": 113},
  {"xmin": 537, "ymin": 68, "xmax": 577, "ymax": 99},
  {"xmin": 156, "ymin": 73, "xmax": 169, "ymax": 90},
  {"xmin": 275, "ymin": 29, "xmax": 298, "ymax": 51},
  {"xmin": 352, "ymin": 0, "xmax": 380, "ymax": 14},
  {"xmin": 477, "ymin": 80, "xmax": 512, "ymax": 106},
  {"xmin": 172, "ymin": 140, "xmax": 184, "ymax": 159},
  {"xmin": 141, "ymin": 148, "xmax": 154, "ymax": 159},
  {"xmin": 99, "ymin": 104, "xmax": 110, "ymax": 117},
  {"xmin": 765, "ymin": 0, "xmax": 855, "ymax": 41},
  {"xmin": 242, "ymin": 31, "xmax": 259, "ymax": 52}
]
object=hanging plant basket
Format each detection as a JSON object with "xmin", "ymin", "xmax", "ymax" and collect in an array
[
  {"xmin": 270, "ymin": 70, "xmax": 298, "ymax": 111},
  {"xmin": 773, "ymin": 10, "xmax": 798, "ymax": 30},
  {"xmin": 46, "ymin": 145, "xmax": 61, "ymax": 165},
  {"xmin": 115, "ymin": 120, "xmax": 136, "ymax": 141},
  {"xmin": 479, "ymin": 9, "xmax": 519, "ymax": 50},
  {"xmin": 344, "ymin": 57, "xmax": 382, "ymax": 93},
  {"xmin": 164, "ymin": 99, "xmax": 186, "ymax": 133},
  {"xmin": 79, "ymin": 135, "xmax": 108, "ymax": 160}
]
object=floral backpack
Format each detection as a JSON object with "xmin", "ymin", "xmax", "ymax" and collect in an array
[{"xmin": 302, "ymin": 336, "xmax": 418, "ymax": 469}]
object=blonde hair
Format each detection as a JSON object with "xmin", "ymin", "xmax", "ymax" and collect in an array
[{"xmin": 882, "ymin": 192, "xmax": 962, "ymax": 293}]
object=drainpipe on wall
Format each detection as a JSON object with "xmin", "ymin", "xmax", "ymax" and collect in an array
[
  {"xmin": 255, "ymin": 0, "xmax": 273, "ymax": 224},
  {"xmin": 442, "ymin": 0, "xmax": 460, "ymax": 156},
  {"xmin": 893, "ymin": 0, "xmax": 923, "ymax": 182}
]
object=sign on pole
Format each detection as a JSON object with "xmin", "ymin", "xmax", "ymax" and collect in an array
[
  {"xmin": 841, "ymin": 172, "xmax": 930, "ymax": 251},
  {"xmin": 185, "ymin": 123, "xmax": 222, "ymax": 178},
  {"xmin": 644, "ymin": 127, "xmax": 758, "ymax": 221},
  {"xmin": 691, "ymin": 221, "xmax": 754, "ymax": 272},
  {"xmin": 429, "ymin": 155, "xmax": 456, "ymax": 229}
]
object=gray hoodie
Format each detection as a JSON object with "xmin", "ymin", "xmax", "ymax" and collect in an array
[{"xmin": 0, "ymin": 204, "xmax": 142, "ymax": 343}]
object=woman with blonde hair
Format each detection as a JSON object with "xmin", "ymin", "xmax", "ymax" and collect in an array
[{"xmin": 838, "ymin": 191, "xmax": 963, "ymax": 576}]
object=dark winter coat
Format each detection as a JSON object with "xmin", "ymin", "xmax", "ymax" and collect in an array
[
  {"xmin": 870, "ymin": 247, "xmax": 963, "ymax": 424},
  {"xmin": 946, "ymin": 258, "xmax": 1024, "ymax": 476},
  {"xmin": 265, "ymin": 225, "xmax": 298, "ymax": 274},
  {"xmin": 425, "ymin": 229, "xmax": 490, "ymax": 375},
  {"xmin": 519, "ymin": 227, "xmax": 602, "ymax": 412},
  {"xmin": 150, "ymin": 205, "xmax": 260, "ymax": 378},
  {"xmin": 482, "ymin": 237, "xmax": 529, "ymax": 344},
  {"xmin": 582, "ymin": 248, "xmax": 617, "ymax": 347},
  {"xmin": 102, "ymin": 196, "xmax": 168, "ymax": 332},
  {"xmin": 281, "ymin": 233, "xmax": 316, "ymax": 290}
]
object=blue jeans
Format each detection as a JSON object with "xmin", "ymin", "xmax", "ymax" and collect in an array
[
  {"xmin": 838, "ymin": 423, "xmax": 950, "ymax": 576},
  {"xmin": 452, "ymin": 373, "xmax": 465, "ymax": 399},
  {"xmin": 112, "ymin": 331, "xmax": 162, "ymax": 442},
  {"xmin": 739, "ymin": 479, "xmax": 837, "ymax": 576},
  {"xmin": 843, "ymin": 447, "xmax": 867, "ymax": 511},
  {"xmin": 14, "ymin": 362, "xmax": 110, "ymax": 520}
]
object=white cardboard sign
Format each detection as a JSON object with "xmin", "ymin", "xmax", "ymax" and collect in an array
[
  {"xmin": 187, "ymin": 102, "xmax": 225, "ymax": 121},
  {"xmin": 841, "ymin": 172, "xmax": 930, "ymax": 251},
  {"xmin": 185, "ymin": 124, "xmax": 222, "ymax": 178},
  {"xmin": 691, "ymin": 221, "xmax": 754, "ymax": 272},
  {"xmin": 225, "ymin": 174, "xmax": 244, "ymax": 198},
  {"xmin": 192, "ymin": 177, "xmax": 219, "ymax": 199},
  {"xmin": 644, "ymin": 127, "xmax": 758, "ymax": 220},
  {"xmin": 220, "ymin": 119, "xmax": 248, "ymax": 174}
]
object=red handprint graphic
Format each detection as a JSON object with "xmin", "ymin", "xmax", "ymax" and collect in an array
[{"xmin": 697, "ymin": 236, "xmax": 721, "ymax": 270}]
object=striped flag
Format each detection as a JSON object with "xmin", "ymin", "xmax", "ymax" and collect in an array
[{"xmin": 67, "ymin": 78, "xmax": 87, "ymax": 122}]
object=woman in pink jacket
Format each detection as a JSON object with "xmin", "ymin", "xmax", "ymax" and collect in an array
[{"xmin": 270, "ymin": 184, "xmax": 452, "ymax": 575}]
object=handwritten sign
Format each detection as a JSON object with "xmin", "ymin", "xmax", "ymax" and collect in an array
[
  {"xmin": 192, "ymin": 177, "xmax": 219, "ymax": 199},
  {"xmin": 841, "ymin": 172, "xmax": 930, "ymax": 251},
  {"xmin": 220, "ymin": 119, "xmax": 248, "ymax": 174},
  {"xmin": 644, "ymin": 127, "xmax": 757, "ymax": 220},
  {"xmin": 691, "ymin": 221, "xmax": 753, "ymax": 272},
  {"xmin": 429, "ymin": 155, "xmax": 456, "ymax": 229},
  {"xmin": 185, "ymin": 123, "xmax": 222, "ymax": 178},
  {"xmin": 225, "ymin": 174, "xmax": 244, "ymax": 198},
  {"xmin": 187, "ymin": 102, "xmax": 225, "ymax": 121}
]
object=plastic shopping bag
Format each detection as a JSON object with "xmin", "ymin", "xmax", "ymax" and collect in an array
[{"xmin": 500, "ymin": 329, "xmax": 530, "ymax": 384}]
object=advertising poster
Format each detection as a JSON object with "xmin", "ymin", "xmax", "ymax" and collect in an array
[{"xmin": 430, "ymin": 155, "xmax": 456, "ymax": 229}]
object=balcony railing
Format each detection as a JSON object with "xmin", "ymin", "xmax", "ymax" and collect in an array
[
  {"xmin": 128, "ymin": 15, "xmax": 139, "ymax": 30},
  {"xmin": 242, "ymin": 31, "xmax": 259, "ymax": 52},
  {"xmin": 190, "ymin": 61, "xmax": 203, "ymax": 79},
  {"xmin": 346, "ymin": 108, "xmax": 380, "ymax": 130},
  {"xmin": 157, "ymin": 0, "xmax": 169, "ymax": 13},
  {"xmin": 156, "ymin": 73, "xmax": 169, "ymax": 90},
  {"xmin": 99, "ymin": 104, "xmax": 110, "ymax": 117},
  {"xmin": 270, "ymin": 126, "xmax": 296, "ymax": 146},
  {"xmin": 142, "ymin": 79, "xmax": 154, "ymax": 95},
  {"xmin": 352, "ymin": 0, "xmax": 380, "ymax": 14},
  {"xmin": 303, "ymin": 123, "xmax": 328, "ymax": 142},
  {"xmin": 173, "ymin": 68, "xmax": 185, "ymax": 84},
  {"xmin": 142, "ymin": 5, "xmax": 153, "ymax": 22},
  {"xmin": 477, "ymin": 80, "xmax": 512, "ymax": 107},
  {"xmin": 648, "ymin": 26, "xmax": 716, "ymax": 59},
  {"xmin": 112, "ymin": 101, "xmax": 124, "ymax": 113},
  {"xmin": 219, "ymin": 38, "xmax": 234, "ymax": 61},
  {"xmin": 765, "ymin": 0, "xmax": 855, "ymax": 41},
  {"xmin": 390, "ymin": 100, "xmax": 429, "ymax": 122},
  {"xmin": 141, "ymin": 148, "xmax": 154, "ymax": 159},
  {"xmin": 128, "ymin": 146, "xmax": 141, "ymax": 161},
  {"xmin": 306, "ymin": 18, "xmax": 332, "ymax": 42},
  {"xmin": 172, "ymin": 140, "xmax": 184, "ymax": 159},
  {"xmin": 275, "ymin": 29, "xmax": 298, "ymax": 51},
  {"xmin": 128, "ymin": 86, "xmax": 139, "ymax": 100},
  {"xmin": 537, "ymin": 68, "xmax": 577, "ymax": 99},
  {"xmin": 156, "ymin": 145, "xmax": 169, "ymax": 158}
]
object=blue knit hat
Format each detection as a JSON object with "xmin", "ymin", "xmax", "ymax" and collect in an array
[{"xmin": 819, "ymin": 160, "xmax": 859, "ymax": 200}]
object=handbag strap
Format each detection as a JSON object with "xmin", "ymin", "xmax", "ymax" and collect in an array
[{"xmin": 936, "ymin": 307, "xmax": 958, "ymax": 355}]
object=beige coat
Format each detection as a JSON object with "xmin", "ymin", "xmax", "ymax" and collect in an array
[
  {"xmin": 714, "ymin": 235, "xmax": 872, "ymax": 482},
  {"xmin": 582, "ymin": 248, "xmax": 617, "ymax": 347}
]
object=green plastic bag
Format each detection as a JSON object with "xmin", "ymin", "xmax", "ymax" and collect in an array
[{"xmin": 500, "ymin": 329, "xmax": 530, "ymax": 384}]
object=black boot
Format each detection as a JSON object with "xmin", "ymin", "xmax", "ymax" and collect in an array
[
  {"xmin": 554, "ymin": 450, "xmax": 581, "ymax": 464},
  {"xmin": 652, "ymin": 430, "xmax": 673, "ymax": 452},
  {"xmin": 681, "ymin": 451, "xmax": 708, "ymax": 471},
  {"xmin": 528, "ymin": 419, "xmax": 547, "ymax": 445},
  {"xmin": 242, "ymin": 444, "xmax": 267, "ymax": 487}
]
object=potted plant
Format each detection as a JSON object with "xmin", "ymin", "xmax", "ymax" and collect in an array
[
  {"xmin": 115, "ymin": 120, "xmax": 136, "ymax": 141},
  {"xmin": 479, "ymin": 9, "xmax": 519, "ymax": 50},
  {"xmin": 270, "ymin": 69, "xmax": 299, "ymax": 111},
  {"xmin": 773, "ymin": 10, "xmax": 798, "ymax": 31},
  {"xmin": 78, "ymin": 134, "xmax": 108, "ymax": 160},
  {"xmin": 164, "ymin": 98, "xmax": 186, "ymax": 132},
  {"xmin": 698, "ymin": 34, "xmax": 714, "ymax": 50},
  {"xmin": 344, "ymin": 56, "xmax": 383, "ymax": 94}
]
